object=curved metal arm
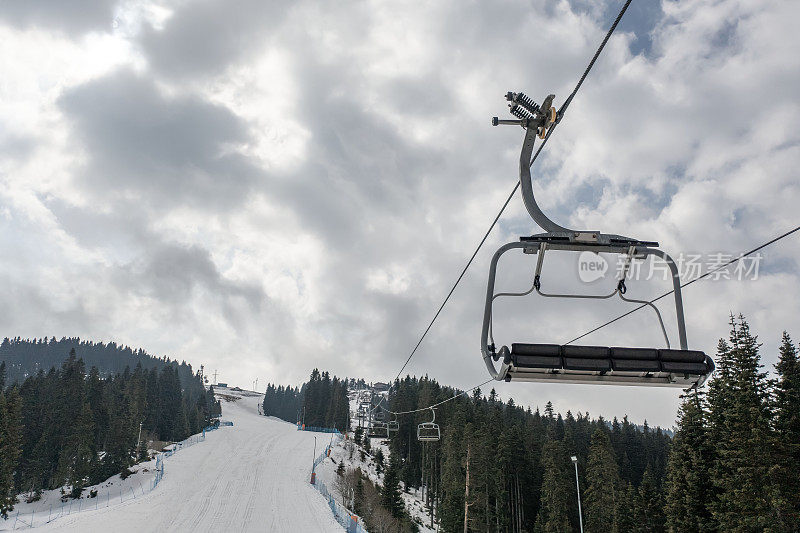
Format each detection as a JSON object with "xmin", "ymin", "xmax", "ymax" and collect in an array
[
  {"xmin": 618, "ymin": 291, "xmax": 671, "ymax": 348},
  {"xmin": 482, "ymin": 242, "xmax": 526, "ymax": 380},
  {"xmin": 638, "ymin": 249, "xmax": 688, "ymax": 350},
  {"xmin": 519, "ymin": 127, "xmax": 573, "ymax": 233}
]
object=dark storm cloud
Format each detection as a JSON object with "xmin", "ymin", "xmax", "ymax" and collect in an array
[
  {"xmin": 127, "ymin": 242, "xmax": 263, "ymax": 310},
  {"xmin": 139, "ymin": 0, "xmax": 288, "ymax": 79},
  {"xmin": 58, "ymin": 69, "xmax": 261, "ymax": 209},
  {"xmin": 45, "ymin": 197, "xmax": 271, "ymax": 328},
  {"xmin": 0, "ymin": 0, "xmax": 115, "ymax": 35},
  {"xmin": 0, "ymin": 283, "xmax": 94, "ymax": 335}
]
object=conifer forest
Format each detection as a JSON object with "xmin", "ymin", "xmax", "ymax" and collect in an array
[{"xmin": 0, "ymin": 346, "xmax": 221, "ymax": 517}]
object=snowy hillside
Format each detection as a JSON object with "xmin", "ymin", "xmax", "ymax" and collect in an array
[
  {"xmin": 310, "ymin": 387, "xmax": 436, "ymax": 532},
  {"xmin": 5, "ymin": 389, "xmax": 343, "ymax": 532}
]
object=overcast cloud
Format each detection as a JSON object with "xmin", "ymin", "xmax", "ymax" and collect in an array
[{"xmin": 1, "ymin": 0, "xmax": 798, "ymax": 427}]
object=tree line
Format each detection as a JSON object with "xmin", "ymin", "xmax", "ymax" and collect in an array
[
  {"xmin": 261, "ymin": 368, "xmax": 350, "ymax": 431},
  {"xmin": 375, "ymin": 376, "xmax": 671, "ymax": 532},
  {"xmin": 0, "ymin": 349, "xmax": 220, "ymax": 518},
  {"xmin": 0, "ymin": 337, "xmax": 198, "ymax": 388},
  {"xmin": 261, "ymin": 383, "xmax": 302, "ymax": 422}
]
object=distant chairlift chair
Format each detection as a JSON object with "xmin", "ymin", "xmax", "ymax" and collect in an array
[
  {"xmin": 387, "ymin": 415, "xmax": 399, "ymax": 434},
  {"xmin": 483, "ymin": 92, "xmax": 715, "ymax": 389},
  {"xmin": 367, "ymin": 421, "xmax": 388, "ymax": 439},
  {"xmin": 417, "ymin": 408, "xmax": 440, "ymax": 442}
]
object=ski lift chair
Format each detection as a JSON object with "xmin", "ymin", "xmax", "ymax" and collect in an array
[
  {"xmin": 387, "ymin": 415, "xmax": 399, "ymax": 434},
  {"xmin": 367, "ymin": 421, "xmax": 388, "ymax": 439},
  {"xmin": 483, "ymin": 92, "xmax": 715, "ymax": 389},
  {"xmin": 417, "ymin": 409, "xmax": 440, "ymax": 442}
]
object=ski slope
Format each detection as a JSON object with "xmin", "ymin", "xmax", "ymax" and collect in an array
[{"xmin": 31, "ymin": 391, "xmax": 343, "ymax": 532}]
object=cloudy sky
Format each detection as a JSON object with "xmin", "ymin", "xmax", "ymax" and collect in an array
[{"xmin": 1, "ymin": 0, "xmax": 798, "ymax": 427}]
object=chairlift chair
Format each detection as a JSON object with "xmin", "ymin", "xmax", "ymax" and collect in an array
[
  {"xmin": 387, "ymin": 414, "xmax": 399, "ymax": 434},
  {"xmin": 367, "ymin": 421, "xmax": 388, "ymax": 439},
  {"xmin": 357, "ymin": 402, "xmax": 371, "ymax": 428},
  {"xmin": 417, "ymin": 408, "xmax": 440, "ymax": 442},
  {"xmin": 483, "ymin": 92, "xmax": 715, "ymax": 389}
]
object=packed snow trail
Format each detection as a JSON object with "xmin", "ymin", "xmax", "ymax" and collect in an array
[{"xmin": 33, "ymin": 392, "xmax": 343, "ymax": 533}]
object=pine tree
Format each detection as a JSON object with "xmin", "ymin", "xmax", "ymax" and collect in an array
[
  {"xmin": 0, "ymin": 388, "xmax": 23, "ymax": 517},
  {"xmin": 707, "ymin": 315, "xmax": 774, "ymax": 530},
  {"xmin": 374, "ymin": 448, "xmax": 385, "ymax": 476},
  {"xmin": 635, "ymin": 466, "xmax": 665, "ymax": 532},
  {"xmin": 380, "ymin": 456, "xmax": 404, "ymax": 519},
  {"xmin": 354, "ymin": 470, "xmax": 365, "ymax": 516},
  {"xmin": 772, "ymin": 332, "xmax": 800, "ymax": 529},
  {"xmin": 615, "ymin": 482, "xmax": 637, "ymax": 532},
  {"xmin": 584, "ymin": 428, "xmax": 621, "ymax": 532},
  {"xmin": 664, "ymin": 392, "xmax": 715, "ymax": 532},
  {"xmin": 534, "ymin": 435, "xmax": 572, "ymax": 532},
  {"xmin": 56, "ymin": 402, "xmax": 95, "ymax": 497}
]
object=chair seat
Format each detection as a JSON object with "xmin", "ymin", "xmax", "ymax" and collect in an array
[{"xmin": 507, "ymin": 343, "xmax": 713, "ymax": 387}]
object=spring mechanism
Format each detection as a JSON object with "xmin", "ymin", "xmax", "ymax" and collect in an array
[
  {"xmin": 515, "ymin": 92, "xmax": 539, "ymax": 115},
  {"xmin": 509, "ymin": 104, "xmax": 531, "ymax": 120}
]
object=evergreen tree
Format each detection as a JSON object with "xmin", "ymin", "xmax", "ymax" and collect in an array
[
  {"xmin": 354, "ymin": 471, "xmax": 365, "ymax": 516},
  {"xmin": 615, "ymin": 482, "xmax": 637, "ymax": 532},
  {"xmin": 534, "ymin": 435, "xmax": 572, "ymax": 533},
  {"xmin": 707, "ymin": 315, "xmax": 774, "ymax": 530},
  {"xmin": 772, "ymin": 332, "xmax": 800, "ymax": 529},
  {"xmin": 0, "ymin": 388, "xmax": 22, "ymax": 517},
  {"xmin": 584, "ymin": 428, "xmax": 621, "ymax": 532},
  {"xmin": 374, "ymin": 448, "xmax": 385, "ymax": 476},
  {"xmin": 664, "ymin": 393, "xmax": 715, "ymax": 532},
  {"xmin": 380, "ymin": 456, "xmax": 404, "ymax": 519},
  {"xmin": 56, "ymin": 402, "xmax": 95, "ymax": 497},
  {"xmin": 635, "ymin": 466, "xmax": 665, "ymax": 532}
]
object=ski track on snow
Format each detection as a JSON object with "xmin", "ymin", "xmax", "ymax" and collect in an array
[{"xmin": 28, "ymin": 393, "xmax": 343, "ymax": 533}]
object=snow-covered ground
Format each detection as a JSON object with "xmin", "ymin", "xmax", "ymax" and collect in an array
[{"xmin": 5, "ymin": 389, "xmax": 344, "ymax": 532}]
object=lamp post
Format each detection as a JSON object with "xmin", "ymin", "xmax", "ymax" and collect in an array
[
  {"xmin": 310, "ymin": 436, "xmax": 317, "ymax": 485},
  {"xmin": 136, "ymin": 422, "xmax": 143, "ymax": 457},
  {"xmin": 571, "ymin": 456, "xmax": 584, "ymax": 533}
]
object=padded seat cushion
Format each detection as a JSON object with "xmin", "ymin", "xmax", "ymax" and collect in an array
[
  {"xmin": 611, "ymin": 359, "xmax": 660, "ymax": 372},
  {"xmin": 659, "ymin": 349, "xmax": 706, "ymax": 363},
  {"xmin": 564, "ymin": 357, "xmax": 611, "ymax": 371},
  {"xmin": 661, "ymin": 361, "xmax": 710, "ymax": 375},
  {"xmin": 513, "ymin": 355, "xmax": 562, "ymax": 369},
  {"xmin": 564, "ymin": 345, "xmax": 609, "ymax": 358},
  {"xmin": 611, "ymin": 347, "xmax": 658, "ymax": 360},
  {"xmin": 512, "ymin": 343, "xmax": 560, "ymax": 356}
]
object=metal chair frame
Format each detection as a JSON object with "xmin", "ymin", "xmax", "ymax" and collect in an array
[
  {"xmin": 482, "ymin": 92, "xmax": 712, "ymax": 388},
  {"xmin": 417, "ymin": 408, "xmax": 440, "ymax": 442}
]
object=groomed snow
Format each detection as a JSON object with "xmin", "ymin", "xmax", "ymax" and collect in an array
[{"xmin": 12, "ymin": 391, "xmax": 344, "ymax": 532}]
